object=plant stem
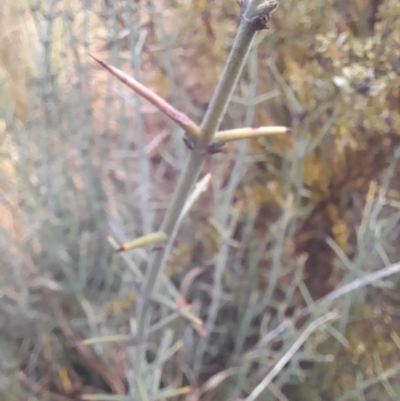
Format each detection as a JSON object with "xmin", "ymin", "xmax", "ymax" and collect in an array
[
  {"xmin": 133, "ymin": 4, "xmax": 264, "ymax": 397},
  {"xmin": 198, "ymin": 20, "xmax": 257, "ymax": 146}
]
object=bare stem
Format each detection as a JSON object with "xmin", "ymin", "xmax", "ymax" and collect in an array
[
  {"xmin": 197, "ymin": 20, "xmax": 257, "ymax": 146},
  {"xmin": 133, "ymin": 1, "xmax": 277, "ymax": 396}
]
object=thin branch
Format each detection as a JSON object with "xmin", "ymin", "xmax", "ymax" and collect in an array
[
  {"xmin": 315, "ymin": 261, "xmax": 400, "ymax": 311},
  {"xmin": 245, "ymin": 311, "xmax": 339, "ymax": 401},
  {"xmin": 246, "ymin": 259, "xmax": 400, "ymax": 362},
  {"xmin": 133, "ymin": 0, "xmax": 279, "ymax": 396}
]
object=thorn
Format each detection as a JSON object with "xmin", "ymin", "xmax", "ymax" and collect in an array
[
  {"xmin": 207, "ymin": 141, "xmax": 226, "ymax": 154},
  {"xmin": 183, "ymin": 133, "xmax": 196, "ymax": 150},
  {"xmin": 88, "ymin": 53, "xmax": 107, "ymax": 68},
  {"xmin": 176, "ymin": 297, "xmax": 188, "ymax": 308},
  {"xmin": 114, "ymin": 246, "xmax": 126, "ymax": 253}
]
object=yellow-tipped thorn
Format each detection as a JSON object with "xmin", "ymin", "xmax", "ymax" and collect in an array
[
  {"xmin": 115, "ymin": 231, "xmax": 168, "ymax": 253},
  {"xmin": 214, "ymin": 126, "xmax": 289, "ymax": 143}
]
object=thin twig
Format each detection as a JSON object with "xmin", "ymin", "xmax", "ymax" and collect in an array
[
  {"xmin": 314, "ymin": 261, "xmax": 400, "ymax": 312},
  {"xmin": 245, "ymin": 310, "xmax": 339, "ymax": 401},
  {"xmin": 247, "ymin": 260, "xmax": 400, "ymax": 361}
]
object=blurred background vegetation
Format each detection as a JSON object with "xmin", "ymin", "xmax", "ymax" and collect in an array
[{"xmin": 1, "ymin": 0, "xmax": 400, "ymax": 400}]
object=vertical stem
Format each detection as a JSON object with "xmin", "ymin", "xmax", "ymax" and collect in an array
[
  {"xmin": 133, "ymin": 6, "xmax": 262, "ymax": 398},
  {"xmin": 199, "ymin": 20, "xmax": 257, "ymax": 145}
]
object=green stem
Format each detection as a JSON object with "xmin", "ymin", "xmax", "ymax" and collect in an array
[
  {"xmin": 199, "ymin": 20, "xmax": 257, "ymax": 146},
  {"xmin": 133, "ymin": 5, "xmax": 262, "ymax": 398}
]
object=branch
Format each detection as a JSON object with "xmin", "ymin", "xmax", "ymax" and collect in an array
[
  {"xmin": 133, "ymin": 0, "xmax": 279, "ymax": 397},
  {"xmin": 245, "ymin": 311, "xmax": 339, "ymax": 401}
]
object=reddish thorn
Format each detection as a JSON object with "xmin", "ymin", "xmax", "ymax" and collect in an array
[
  {"xmin": 89, "ymin": 53, "xmax": 107, "ymax": 68},
  {"xmin": 176, "ymin": 297, "xmax": 187, "ymax": 308},
  {"xmin": 114, "ymin": 246, "xmax": 125, "ymax": 253}
]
